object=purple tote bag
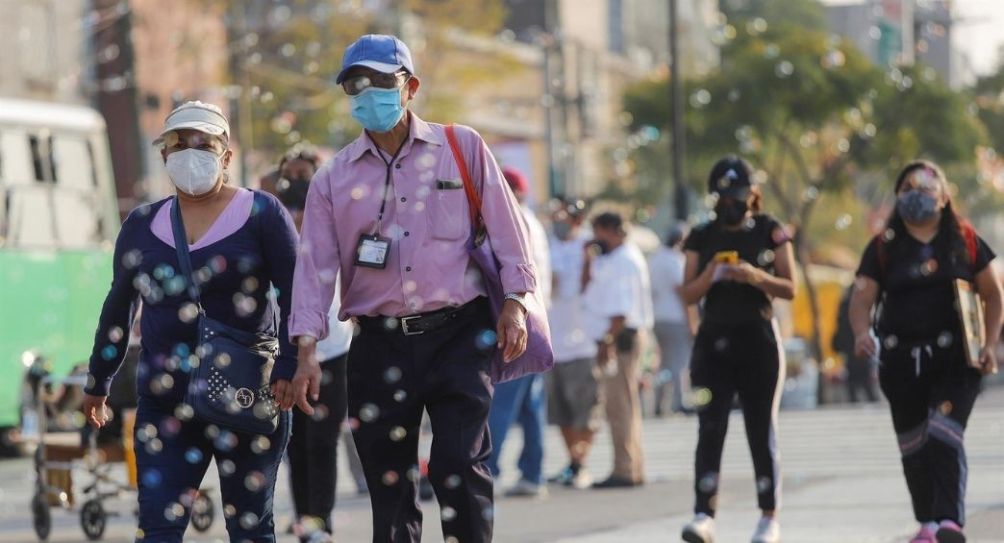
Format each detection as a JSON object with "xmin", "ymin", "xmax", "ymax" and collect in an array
[{"xmin": 445, "ymin": 125, "xmax": 554, "ymax": 383}]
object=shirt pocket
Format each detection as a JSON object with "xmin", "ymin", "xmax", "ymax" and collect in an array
[{"xmin": 428, "ymin": 184, "xmax": 468, "ymax": 241}]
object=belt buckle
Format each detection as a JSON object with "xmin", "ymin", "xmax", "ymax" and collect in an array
[{"xmin": 400, "ymin": 315, "xmax": 424, "ymax": 336}]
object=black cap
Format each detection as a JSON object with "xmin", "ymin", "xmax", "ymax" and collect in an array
[{"xmin": 708, "ymin": 155, "xmax": 754, "ymax": 198}]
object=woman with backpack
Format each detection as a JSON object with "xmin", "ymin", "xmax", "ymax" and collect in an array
[{"xmin": 849, "ymin": 160, "xmax": 1002, "ymax": 543}]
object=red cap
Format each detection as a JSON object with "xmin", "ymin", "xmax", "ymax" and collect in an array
[{"xmin": 501, "ymin": 166, "xmax": 529, "ymax": 196}]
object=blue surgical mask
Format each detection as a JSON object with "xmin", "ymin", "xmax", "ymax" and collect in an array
[
  {"xmin": 897, "ymin": 190, "xmax": 939, "ymax": 223},
  {"xmin": 350, "ymin": 86, "xmax": 406, "ymax": 133}
]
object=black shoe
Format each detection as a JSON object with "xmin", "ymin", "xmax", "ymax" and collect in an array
[
  {"xmin": 935, "ymin": 524, "xmax": 966, "ymax": 543},
  {"xmin": 591, "ymin": 476, "xmax": 641, "ymax": 489},
  {"xmin": 547, "ymin": 465, "xmax": 578, "ymax": 486}
]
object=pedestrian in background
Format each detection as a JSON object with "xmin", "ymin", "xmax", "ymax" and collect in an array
[
  {"xmin": 648, "ymin": 222, "xmax": 695, "ymax": 416},
  {"xmin": 583, "ymin": 211, "xmax": 653, "ymax": 489},
  {"xmin": 849, "ymin": 160, "xmax": 1002, "ymax": 543},
  {"xmin": 545, "ymin": 199, "xmax": 604, "ymax": 490},
  {"xmin": 273, "ymin": 146, "xmax": 356, "ymax": 543},
  {"xmin": 82, "ymin": 101, "xmax": 307, "ymax": 542},
  {"xmin": 288, "ymin": 34, "xmax": 538, "ymax": 543},
  {"xmin": 832, "ymin": 284, "xmax": 878, "ymax": 403},
  {"xmin": 679, "ymin": 156, "xmax": 795, "ymax": 543},
  {"xmin": 486, "ymin": 166, "xmax": 552, "ymax": 498}
]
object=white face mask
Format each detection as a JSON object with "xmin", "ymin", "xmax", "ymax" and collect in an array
[{"xmin": 166, "ymin": 149, "xmax": 223, "ymax": 195}]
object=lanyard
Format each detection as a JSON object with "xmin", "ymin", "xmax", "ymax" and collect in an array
[{"xmin": 368, "ymin": 134, "xmax": 408, "ymax": 233}]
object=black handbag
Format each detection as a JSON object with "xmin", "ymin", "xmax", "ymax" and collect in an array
[{"xmin": 171, "ymin": 198, "xmax": 280, "ymax": 435}]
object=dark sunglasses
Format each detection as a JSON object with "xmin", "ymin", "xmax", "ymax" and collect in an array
[{"xmin": 342, "ymin": 71, "xmax": 410, "ymax": 96}]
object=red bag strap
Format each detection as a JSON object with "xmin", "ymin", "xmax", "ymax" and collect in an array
[
  {"xmin": 444, "ymin": 124, "xmax": 484, "ymax": 231},
  {"xmin": 960, "ymin": 220, "xmax": 978, "ymax": 271}
]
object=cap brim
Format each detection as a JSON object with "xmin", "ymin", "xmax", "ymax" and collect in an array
[
  {"xmin": 715, "ymin": 186, "xmax": 751, "ymax": 199},
  {"xmin": 152, "ymin": 121, "xmax": 227, "ymax": 145},
  {"xmin": 336, "ymin": 60, "xmax": 405, "ymax": 83}
]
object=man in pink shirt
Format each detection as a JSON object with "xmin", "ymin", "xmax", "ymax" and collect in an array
[{"xmin": 288, "ymin": 34, "xmax": 537, "ymax": 543}]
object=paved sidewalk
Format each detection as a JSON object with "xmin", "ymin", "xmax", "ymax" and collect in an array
[{"xmin": 0, "ymin": 387, "xmax": 1001, "ymax": 542}]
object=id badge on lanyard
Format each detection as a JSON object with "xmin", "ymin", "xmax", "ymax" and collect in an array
[
  {"xmin": 355, "ymin": 136, "xmax": 407, "ymax": 271},
  {"xmin": 355, "ymin": 233, "xmax": 391, "ymax": 269}
]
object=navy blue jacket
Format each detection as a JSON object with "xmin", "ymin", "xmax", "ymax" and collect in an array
[{"xmin": 85, "ymin": 191, "xmax": 299, "ymax": 401}]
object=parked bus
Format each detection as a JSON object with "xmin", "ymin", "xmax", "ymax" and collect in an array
[{"xmin": 0, "ymin": 98, "xmax": 119, "ymax": 454}]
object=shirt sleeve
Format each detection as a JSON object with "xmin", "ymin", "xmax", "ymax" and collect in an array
[
  {"xmin": 856, "ymin": 237, "xmax": 882, "ymax": 283},
  {"xmin": 526, "ymin": 210, "xmax": 552, "ymax": 304},
  {"xmin": 682, "ymin": 224, "xmax": 706, "ymax": 253},
  {"xmin": 288, "ymin": 165, "xmax": 341, "ymax": 341},
  {"xmin": 763, "ymin": 215, "xmax": 791, "ymax": 249},
  {"xmin": 460, "ymin": 125, "xmax": 538, "ymax": 294},
  {"xmin": 593, "ymin": 258, "xmax": 634, "ymax": 320},
  {"xmin": 85, "ymin": 212, "xmax": 141, "ymax": 396},
  {"xmin": 667, "ymin": 252, "xmax": 685, "ymax": 287},
  {"xmin": 258, "ymin": 193, "xmax": 300, "ymax": 382},
  {"xmin": 647, "ymin": 252, "xmax": 670, "ymax": 301},
  {"xmin": 973, "ymin": 234, "xmax": 996, "ymax": 273}
]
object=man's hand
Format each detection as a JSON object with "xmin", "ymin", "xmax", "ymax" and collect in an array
[
  {"xmin": 597, "ymin": 341, "xmax": 615, "ymax": 368},
  {"xmin": 978, "ymin": 346, "xmax": 998, "ymax": 376},
  {"xmin": 497, "ymin": 299, "xmax": 528, "ymax": 363},
  {"xmin": 82, "ymin": 394, "xmax": 109, "ymax": 429}
]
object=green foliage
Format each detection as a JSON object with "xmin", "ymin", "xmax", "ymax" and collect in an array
[
  {"xmin": 861, "ymin": 65, "xmax": 987, "ymax": 175},
  {"xmin": 973, "ymin": 65, "xmax": 1004, "ymax": 155},
  {"xmin": 719, "ymin": 0, "xmax": 827, "ymax": 32},
  {"xmin": 624, "ymin": 13, "xmax": 991, "ymax": 238},
  {"xmin": 217, "ymin": 0, "xmax": 508, "ymax": 161}
]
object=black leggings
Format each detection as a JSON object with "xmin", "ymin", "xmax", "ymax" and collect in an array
[
  {"xmin": 690, "ymin": 318, "xmax": 785, "ymax": 516},
  {"xmin": 287, "ymin": 353, "xmax": 349, "ymax": 535},
  {"xmin": 878, "ymin": 337, "xmax": 982, "ymax": 525}
]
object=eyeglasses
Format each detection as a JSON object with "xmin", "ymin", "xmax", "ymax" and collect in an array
[
  {"xmin": 162, "ymin": 131, "xmax": 226, "ymax": 154},
  {"xmin": 342, "ymin": 71, "xmax": 409, "ymax": 96}
]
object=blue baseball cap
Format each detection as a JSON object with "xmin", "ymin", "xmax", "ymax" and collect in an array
[{"xmin": 335, "ymin": 34, "xmax": 415, "ymax": 84}]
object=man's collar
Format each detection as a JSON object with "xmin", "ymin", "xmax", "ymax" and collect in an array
[
  {"xmin": 409, "ymin": 113, "xmax": 444, "ymax": 146},
  {"xmin": 345, "ymin": 111, "xmax": 443, "ymax": 163}
]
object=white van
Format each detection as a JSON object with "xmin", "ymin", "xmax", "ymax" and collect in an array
[{"xmin": 0, "ymin": 97, "xmax": 119, "ymax": 249}]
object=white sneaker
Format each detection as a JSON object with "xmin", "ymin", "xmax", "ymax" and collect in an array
[
  {"xmin": 306, "ymin": 532, "xmax": 333, "ymax": 543},
  {"xmin": 570, "ymin": 469, "xmax": 594, "ymax": 489},
  {"xmin": 681, "ymin": 513, "xmax": 715, "ymax": 543},
  {"xmin": 750, "ymin": 516, "xmax": 780, "ymax": 543},
  {"xmin": 505, "ymin": 479, "xmax": 548, "ymax": 498}
]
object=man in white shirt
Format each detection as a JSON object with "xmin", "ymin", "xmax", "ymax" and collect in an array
[
  {"xmin": 648, "ymin": 223, "xmax": 695, "ymax": 416},
  {"xmin": 584, "ymin": 212, "xmax": 654, "ymax": 489},
  {"xmin": 275, "ymin": 149, "xmax": 357, "ymax": 542},
  {"xmin": 486, "ymin": 167, "xmax": 552, "ymax": 497},
  {"xmin": 544, "ymin": 199, "xmax": 602, "ymax": 489}
]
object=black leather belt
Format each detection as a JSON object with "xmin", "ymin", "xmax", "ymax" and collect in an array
[{"xmin": 357, "ymin": 298, "xmax": 485, "ymax": 336}]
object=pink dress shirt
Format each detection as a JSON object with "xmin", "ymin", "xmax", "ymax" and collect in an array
[{"xmin": 288, "ymin": 113, "xmax": 537, "ymax": 340}]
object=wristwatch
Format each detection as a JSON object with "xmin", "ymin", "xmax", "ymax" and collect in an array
[{"xmin": 504, "ymin": 292, "xmax": 528, "ymax": 312}]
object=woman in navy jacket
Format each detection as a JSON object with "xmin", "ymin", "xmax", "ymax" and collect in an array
[{"xmin": 81, "ymin": 101, "xmax": 313, "ymax": 543}]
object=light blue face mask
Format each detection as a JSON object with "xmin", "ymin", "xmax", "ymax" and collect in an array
[{"xmin": 350, "ymin": 86, "xmax": 406, "ymax": 133}]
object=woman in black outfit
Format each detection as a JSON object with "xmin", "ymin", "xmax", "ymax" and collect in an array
[
  {"xmin": 679, "ymin": 156, "xmax": 796, "ymax": 543},
  {"xmin": 849, "ymin": 160, "xmax": 1002, "ymax": 543}
]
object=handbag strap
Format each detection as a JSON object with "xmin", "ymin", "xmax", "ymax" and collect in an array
[
  {"xmin": 170, "ymin": 197, "xmax": 203, "ymax": 310},
  {"xmin": 444, "ymin": 124, "xmax": 484, "ymax": 233}
]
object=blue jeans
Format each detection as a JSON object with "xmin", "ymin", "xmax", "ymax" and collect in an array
[
  {"xmin": 486, "ymin": 374, "xmax": 546, "ymax": 484},
  {"xmin": 134, "ymin": 396, "xmax": 291, "ymax": 542}
]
